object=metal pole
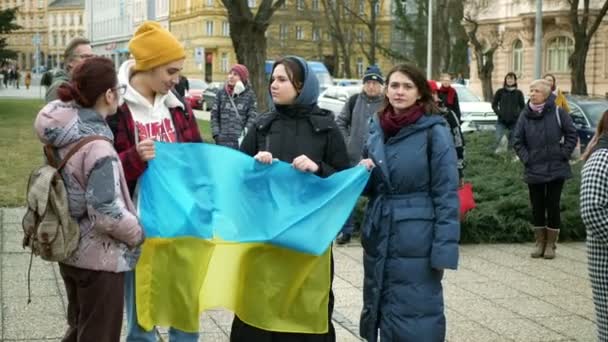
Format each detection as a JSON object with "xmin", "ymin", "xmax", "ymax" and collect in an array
[
  {"xmin": 534, "ymin": 0, "xmax": 543, "ymax": 79},
  {"xmin": 426, "ymin": 0, "xmax": 433, "ymax": 79}
]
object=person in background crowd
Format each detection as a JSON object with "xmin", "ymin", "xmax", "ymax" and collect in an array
[
  {"xmin": 35, "ymin": 56, "xmax": 144, "ymax": 342},
  {"xmin": 429, "ymin": 79, "xmax": 465, "ymax": 186},
  {"xmin": 513, "ymin": 79, "xmax": 577, "ymax": 260},
  {"xmin": 232, "ymin": 55, "xmax": 350, "ymax": 342},
  {"xmin": 358, "ymin": 63, "xmax": 460, "ymax": 342},
  {"xmin": 335, "ymin": 65, "xmax": 384, "ymax": 245},
  {"xmin": 544, "ymin": 73, "xmax": 571, "ymax": 113},
  {"xmin": 492, "ymin": 72, "xmax": 526, "ymax": 153},
  {"xmin": 46, "ymin": 37, "xmax": 94, "ymax": 102},
  {"xmin": 175, "ymin": 74, "xmax": 189, "ymax": 97},
  {"xmin": 438, "ymin": 72, "xmax": 462, "ymax": 122},
  {"xmin": 25, "ymin": 70, "xmax": 32, "ymax": 90},
  {"xmin": 581, "ymin": 109, "xmax": 608, "ymax": 342},
  {"xmin": 210, "ymin": 64, "xmax": 258, "ymax": 149},
  {"xmin": 108, "ymin": 21, "xmax": 203, "ymax": 342}
]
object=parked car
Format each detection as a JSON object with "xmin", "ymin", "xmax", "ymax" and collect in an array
[
  {"xmin": 185, "ymin": 78, "xmax": 208, "ymax": 110},
  {"xmin": 334, "ymin": 78, "xmax": 362, "ymax": 87},
  {"xmin": 450, "ymin": 83, "xmax": 497, "ymax": 133},
  {"xmin": 202, "ymin": 82, "xmax": 224, "ymax": 111},
  {"xmin": 317, "ymin": 85, "xmax": 362, "ymax": 117},
  {"xmin": 566, "ymin": 95, "xmax": 608, "ymax": 150}
]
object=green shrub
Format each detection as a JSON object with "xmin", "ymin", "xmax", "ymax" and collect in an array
[{"xmin": 354, "ymin": 132, "xmax": 585, "ymax": 243}]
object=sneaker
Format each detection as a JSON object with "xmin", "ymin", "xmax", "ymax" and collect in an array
[{"xmin": 336, "ymin": 233, "xmax": 351, "ymax": 245}]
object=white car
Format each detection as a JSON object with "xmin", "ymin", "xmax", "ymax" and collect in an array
[
  {"xmin": 317, "ymin": 85, "xmax": 362, "ymax": 117},
  {"xmin": 451, "ymin": 84, "xmax": 497, "ymax": 133}
]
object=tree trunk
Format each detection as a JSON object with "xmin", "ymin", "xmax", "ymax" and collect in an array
[
  {"xmin": 369, "ymin": 0, "xmax": 377, "ymax": 65},
  {"xmin": 231, "ymin": 21, "xmax": 270, "ymax": 111},
  {"xmin": 476, "ymin": 50, "xmax": 495, "ymax": 101},
  {"xmin": 569, "ymin": 37, "xmax": 589, "ymax": 95}
]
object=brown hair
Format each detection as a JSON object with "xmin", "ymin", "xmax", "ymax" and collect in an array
[
  {"xmin": 271, "ymin": 57, "xmax": 304, "ymax": 94},
  {"xmin": 582, "ymin": 110, "xmax": 608, "ymax": 161},
  {"xmin": 380, "ymin": 63, "xmax": 440, "ymax": 116},
  {"xmin": 64, "ymin": 37, "xmax": 90, "ymax": 65},
  {"xmin": 57, "ymin": 57, "xmax": 117, "ymax": 107}
]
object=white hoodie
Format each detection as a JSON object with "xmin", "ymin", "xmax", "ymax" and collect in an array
[{"xmin": 117, "ymin": 60, "xmax": 183, "ymax": 143}]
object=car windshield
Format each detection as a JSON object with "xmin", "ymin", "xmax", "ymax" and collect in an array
[
  {"xmin": 454, "ymin": 86, "xmax": 481, "ymax": 102},
  {"xmin": 580, "ymin": 102, "xmax": 608, "ymax": 126},
  {"xmin": 189, "ymin": 79, "xmax": 206, "ymax": 90}
]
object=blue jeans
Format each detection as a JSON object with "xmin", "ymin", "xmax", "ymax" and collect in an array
[
  {"xmin": 124, "ymin": 270, "xmax": 199, "ymax": 342},
  {"xmin": 495, "ymin": 121, "xmax": 514, "ymax": 150}
]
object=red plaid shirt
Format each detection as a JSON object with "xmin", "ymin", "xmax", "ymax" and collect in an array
[{"xmin": 108, "ymin": 101, "xmax": 203, "ymax": 196}]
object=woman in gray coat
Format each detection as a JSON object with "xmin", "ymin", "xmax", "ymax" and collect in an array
[{"xmin": 513, "ymin": 79, "xmax": 577, "ymax": 260}]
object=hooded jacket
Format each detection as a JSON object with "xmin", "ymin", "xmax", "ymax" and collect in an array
[{"xmin": 35, "ymin": 101, "xmax": 143, "ymax": 272}]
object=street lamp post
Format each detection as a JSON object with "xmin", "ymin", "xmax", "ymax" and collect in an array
[
  {"xmin": 426, "ymin": 0, "xmax": 433, "ymax": 79},
  {"xmin": 534, "ymin": 0, "xmax": 543, "ymax": 79}
]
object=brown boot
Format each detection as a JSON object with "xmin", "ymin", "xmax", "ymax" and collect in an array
[
  {"xmin": 531, "ymin": 227, "xmax": 546, "ymax": 258},
  {"xmin": 544, "ymin": 228, "xmax": 560, "ymax": 259}
]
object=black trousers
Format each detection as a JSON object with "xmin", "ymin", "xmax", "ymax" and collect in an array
[
  {"xmin": 59, "ymin": 263, "xmax": 124, "ymax": 342},
  {"xmin": 528, "ymin": 179, "xmax": 565, "ymax": 228}
]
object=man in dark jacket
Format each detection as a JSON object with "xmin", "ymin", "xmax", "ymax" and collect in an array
[
  {"xmin": 492, "ymin": 72, "xmax": 525, "ymax": 153},
  {"xmin": 335, "ymin": 65, "xmax": 384, "ymax": 245},
  {"xmin": 45, "ymin": 37, "xmax": 94, "ymax": 102}
]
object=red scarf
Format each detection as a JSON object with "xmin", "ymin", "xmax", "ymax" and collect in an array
[
  {"xmin": 379, "ymin": 104, "xmax": 425, "ymax": 138},
  {"xmin": 438, "ymin": 85, "xmax": 456, "ymax": 106}
]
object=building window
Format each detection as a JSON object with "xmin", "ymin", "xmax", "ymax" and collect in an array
[
  {"xmin": 297, "ymin": 0, "xmax": 304, "ymax": 10},
  {"xmin": 281, "ymin": 1, "xmax": 287, "ymax": 9},
  {"xmin": 61, "ymin": 33, "xmax": 66, "ymax": 46},
  {"xmin": 374, "ymin": 1, "xmax": 380, "ymax": 15},
  {"xmin": 512, "ymin": 39, "xmax": 523, "ymax": 76},
  {"xmin": 357, "ymin": 57, "xmax": 364, "ymax": 77},
  {"xmin": 79, "ymin": 14, "xmax": 82, "ymax": 25},
  {"xmin": 207, "ymin": 0, "xmax": 214, "ymax": 6},
  {"xmin": 206, "ymin": 20, "xmax": 214, "ymax": 36},
  {"xmin": 312, "ymin": 28, "xmax": 320, "ymax": 41},
  {"xmin": 359, "ymin": 0, "xmax": 365, "ymax": 15},
  {"xmin": 547, "ymin": 36, "xmax": 573, "ymax": 72},
  {"xmin": 312, "ymin": 0, "xmax": 319, "ymax": 10},
  {"xmin": 279, "ymin": 24, "xmax": 288, "ymax": 40},
  {"xmin": 222, "ymin": 21, "xmax": 230, "ymax": 36},
  {"xmin": 221, "ymin": 52, "xmax": 229, "ymax": 72},
  {"xmin": 248, "ymin": 0, "xmax": 255, "ymax": 7},
  {"xmin": 357, "ymin": 29, "xmax": 364, "ymax": 42},
  {"xmin": 296, "ymin": 26, "xmax": 304, "ymax": 40},
  {"xmin": 52, "ymin": 33, "xmax": 57, "ymax": 46}
]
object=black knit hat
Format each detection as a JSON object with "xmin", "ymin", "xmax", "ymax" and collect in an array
[{"xmin": 362, "ymin": 65, "xmax": 384, "ymax": 85}]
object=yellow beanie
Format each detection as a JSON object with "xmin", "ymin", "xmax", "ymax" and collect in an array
[{"xmin": 129, "ymin": 21, "xmax": 185, "ymax": 71}]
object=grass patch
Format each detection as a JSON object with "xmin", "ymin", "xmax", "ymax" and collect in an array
[{"xmin": 0, "ymin": 99, "xmax": 213, "ymax": 207}]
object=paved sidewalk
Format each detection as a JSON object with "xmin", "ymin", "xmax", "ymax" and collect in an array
[{"xmin": 0, "ymin": 207, "xmax": 597, "ymax": 341}]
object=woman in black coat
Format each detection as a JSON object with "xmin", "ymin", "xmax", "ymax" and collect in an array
[
  {"xmin": 492, "ymin": 72, "xmax": 525, "ymax": 151},
  {"xmin": 513, "ymin": 79, "xmax": 577, "ymax": 260},
  {"xmin": 231, "ymin": 56, "xmax": 350, "ymax": 342}
]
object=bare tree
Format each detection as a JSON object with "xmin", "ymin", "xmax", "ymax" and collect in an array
[
  {"xmin": 321, "ymin": 0, "xmax": 354, "ymax": 77},
  {"xmin": 463, "ymin": 1, "xmax": 501, "ymax": 101},
  {"xmin": 221, "ymin": 0, "xmax": 287, "ymax": 111},
  {"xmin": 342, "ymin": 0, "xmax": 383, "ymax": 66},
  {"xmin": 567, "ymin": 0, "xmax": 608, "ymax": 95}
]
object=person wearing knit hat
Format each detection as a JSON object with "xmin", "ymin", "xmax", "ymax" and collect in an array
[
  {"xmin": 110, "ymin": 20, "xmax": 203, "ymax": 342},
  {"xmin": 335, "ymin": 65, "xmax": 384, "ymax": 245},
  {"xmin": 210, "ymin": 63, "xmax": 258, "ymax": 149}
]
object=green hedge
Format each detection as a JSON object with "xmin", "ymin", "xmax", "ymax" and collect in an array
[{"xmin": 353, "ymin": 132, "xmax": 585, "ymax": 243}]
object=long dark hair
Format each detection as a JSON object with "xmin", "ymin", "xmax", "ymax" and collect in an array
[
  {"xmin": 582, "ymin": 110, "xmax": 608, "ymax": 162},
  {"xmin": 57, "ymin": 56, "xmax": 117, "ymax": 107},
  {"xmin": 380, "ymin": 63, "xmax": 440, "ymax": 116},
  {"xmin": 504, "ymin": 72, "xmax": 518, "ymax": 88}
]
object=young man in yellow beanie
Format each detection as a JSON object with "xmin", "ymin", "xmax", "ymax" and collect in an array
[{"xmin": 107, "ymin": 21, "xmax": 203, "ymax": 342}]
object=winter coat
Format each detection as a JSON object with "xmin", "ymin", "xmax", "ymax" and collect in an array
[
  {"xmin": 45, "ymin": 68, "xmax": 69, "ymax": 103},
  {"xmin": 492, "ymin": 87, "xmax": 525, "ymax": 126},
  {"xmin": 360, "ymin": 113, "xmax": 460, "ymax": 342},
  {"xmin": 513, "ymin": 100, "xmax": 577, "ymax": 184},
  {"xmin": 211, "ymin": 85, "xmax": 258, "ymax": 149},
  {"xmin": 335, "ymin": 92, "xmax": 383, "ymax": 165},
  {"xmin": 34, "ymin": 101, "xmax": 143, "ymax": 273},
  {"xmin": 439, "ymin": 106, "xmax": 465, "ymax": 178}
]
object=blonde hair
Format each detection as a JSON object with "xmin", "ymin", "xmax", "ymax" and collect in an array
[
  {"xmin": 529, "ymin": 79, "xmax": 552, "ymax": 98},
  {"xmin": 582, "ymin": 109, "xmax": 608, "ymax": 161}
]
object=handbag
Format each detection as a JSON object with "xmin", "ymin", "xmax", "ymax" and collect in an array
[{"xmin": 458, "ymin": 183, "xmax": 476, "ymax": 220}]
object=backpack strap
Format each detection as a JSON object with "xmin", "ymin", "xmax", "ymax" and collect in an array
[
  {"xmin": 44, "ymin": 136, "xmax": 113, "ymax": 171},
  {"xmin": 347, "ymin": 93, "xmax": 359, "ymax": 115}
]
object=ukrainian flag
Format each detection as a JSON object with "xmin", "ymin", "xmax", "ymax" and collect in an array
[{"xmin": 135, "ymin": 142, "xmax": 369, "ymax": 334}]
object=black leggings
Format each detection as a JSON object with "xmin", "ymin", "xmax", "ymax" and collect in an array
[{"xmin": 528, "ymin": 179, "xmax": 565, "ymax": 228}]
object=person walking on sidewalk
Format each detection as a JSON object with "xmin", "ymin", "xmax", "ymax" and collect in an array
[
  {"xmin": 45, "ymin": 37, "xmax": 94, "ymax": 102},
  {"xmin": 513, "ymin": 79, "xmax": 577, "ymax": 260},
  {"xmin": 210, "ymin": 64, "xmax": 258, "ymax": 149},
  {"xmin": 581, "ymin": 109, "xmax": 608, "ymax": 342},
  {"xmin": 24, "ymin": 70, "xmax": 32, "ymax": 90},
  {"xmin": 108, "ymin": 21, "xmax": 203, "ymax": 342},
  {"xmin": 232, "ymin": 56, "xmax": 350, "ymax": 342},
  {"xmin": 14, "ymin": 67, "xmax": 20, "ymax": 89},
  {"xmin": 492, "ymin": 72, "xmax": 525, "ymax": 153},
  {"xmin": 34, "ymin": 56, "xmax": 144, "ymax": 342},
  {"xmin": 335, "ymin": 65, "xmax": 384, "ymax": 245},
  {"xmin": 358, "ymin": 64, "xmax": 460, "ymax": 342}
]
